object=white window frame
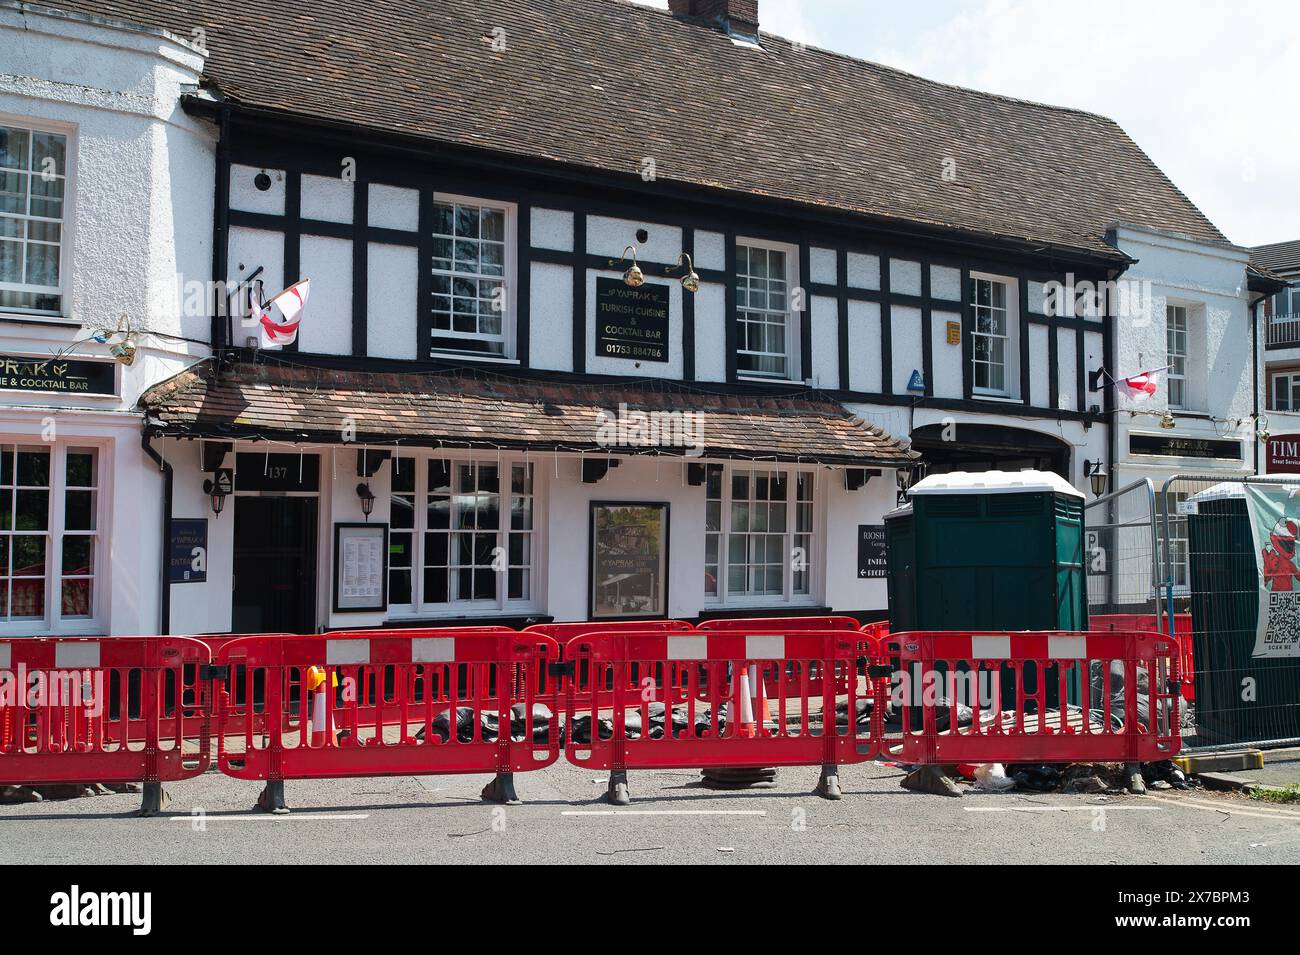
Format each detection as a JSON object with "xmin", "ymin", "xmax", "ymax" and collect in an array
[
  {"xmin": 704, "ymin": 463, "xmax": 820, "ymax": 608},
  {"xmin": 0, "ymin": 114, "xmax": 76, "ymax": 321},
  {"xmin": 970, "ymin": 274, "xmax": 1015, "ymax": 397},
  {"xmin": 1159, "ymin": 491, "xmax": 1190, "ymax": 593},
  {"xmin": 428, "ymin": 192, "xmax": 517, "ymax": 361},
  {"xmin": 735, "ymin": 237, "xmax": 801, "ymax": 383},
  {"xmin": 1272, "ymin": 371, "xmax": 1300, "ymax": 412},
  {"xmin": 386, "ymin": 451, "xmax": 541, "ymax": 618},
  {"xmin": 0, "ymin": 440, "xmax": 106, "ymax": 635},
  {"xmin": 1167, "ymin": 304, "xmax": 1188, "ymax": 410}
]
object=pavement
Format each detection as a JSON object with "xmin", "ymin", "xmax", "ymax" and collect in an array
[{"xmin": 4, "ymin": 759, "xmax": 1300, "ymax": 864}]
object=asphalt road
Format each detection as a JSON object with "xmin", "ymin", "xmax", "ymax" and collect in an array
[{"xmin": 3, "ymin": 760, "xmax": 1298, "ymax": 864}]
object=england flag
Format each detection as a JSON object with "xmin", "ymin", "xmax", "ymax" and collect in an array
[
  {"xmin": 253, "ymin": 279, "xmax": 309, "ymax": 349},
  {"xmin": 1119, "ymin": 369, "xmax": 1160, "ymax": 401}
]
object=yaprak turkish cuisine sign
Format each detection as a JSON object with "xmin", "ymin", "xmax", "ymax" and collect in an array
[
  {"xmin": 0, "ymin": 355, "xmax": 116, "ymax": 396},
  {"xmin": 595, "ymin": 278, "xmax": 669, "ymax": 362}
]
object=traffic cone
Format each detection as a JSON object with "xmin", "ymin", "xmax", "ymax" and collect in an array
[{"xmin": 702, "ymin": 662, "xmax": 777, "ymax": 790}]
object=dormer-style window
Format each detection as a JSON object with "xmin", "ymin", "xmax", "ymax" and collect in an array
[{"xmin": 429, "ymin": 195, "xmax": 515, "ymax": 358}]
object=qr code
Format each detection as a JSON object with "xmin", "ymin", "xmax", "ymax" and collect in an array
[{"xmin": 1267, "ymin": 591, "xmax": 1300, "ymax": 647}]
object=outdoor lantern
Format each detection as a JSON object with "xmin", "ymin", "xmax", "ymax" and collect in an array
[
  {"xmin": 202, "ymin": 478, "xmax": 227, "ymax": 517},
  {"xmin": 670, "ymin": 252, "xmax": 700, "ymax": 293},
  {"xmin": 1160, "ymin": 410, "xmax": 1176, "ymax": 429},
  {"xmin": 609, "ymin": 245, "xmax": 644, "ymax": 288},
  {"xmin": 356, "ymin": 482, "xmax": 375, "ymax": 519},
  {"xmin": 1084, "ymin": 459, "xmax": 1108, "ymax": 498},
  {"xmin": 1257, "ymin": 413, "xmax": 1271, "ymax": 442}
]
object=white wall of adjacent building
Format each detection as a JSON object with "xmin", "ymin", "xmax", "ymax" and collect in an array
[{"xmin": 0, "ymin": 3, "xmax": 213, "ymax": 635}]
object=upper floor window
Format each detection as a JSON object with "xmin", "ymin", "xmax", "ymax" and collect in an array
[
  {"xmin": 1272, "ymin": 371, "xmax": 1300, "ymax": 412},
  {"xmin": 736, "ymin": 239, "xmax": 799, "ymax": 380},
  {"xmin": 971, "ymin": 276, "xmax": 1012, "ymax": 396},
  {"xmin": 1272, "ymin": 287, "xmax": 1300, "ymax": 321},
  {"xmin": 1167, "ymin": 305, "xmax": 1188, "ymax": 410},
  {"xmin": 704, "ymin": 464, "xmax": 816, "ymax": 605},
  {"xmin": 430, "ymin": 196, "xmax": 514, "ymax": 358},
  {"xmin": 0, "ymin": 122, "xmax": 68, "ymax": 316}
]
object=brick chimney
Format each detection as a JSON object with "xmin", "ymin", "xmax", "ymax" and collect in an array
[{"xmin": 668, "ymin": 0, "xmax": 760, "ymax": 37}]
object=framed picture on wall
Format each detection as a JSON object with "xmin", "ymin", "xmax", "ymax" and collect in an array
[
  {"xmin": 333, "ymin": 523, "xmax": 389, "ymax": 612},
  {"xmin": 589, "ymin": 502, "xmax": 669, "ymax": 619}
]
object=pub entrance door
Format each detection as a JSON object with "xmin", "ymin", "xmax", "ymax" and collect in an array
[{"xmin": 232, "ymin": 496, "xmax": 318, "ymax": 634}]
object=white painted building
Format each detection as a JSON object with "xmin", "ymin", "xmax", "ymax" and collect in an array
[
  {"xmin": 0, "ymin": 1, "xmax": 212, "ymax": 635},
  {"xmin": 16, "ymin": 0, "xmax": 1272, "ymax": 637}
]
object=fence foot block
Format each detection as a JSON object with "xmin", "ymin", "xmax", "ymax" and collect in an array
[
  {"xmin": 481, "ymin": 772, "xmax": 521, "ymax": 805},
  {"xmin": 256, "ymin": 780, "xmax": 289, "ymax": 814},
  {"xmin": 815, "ymin": 764, "xmax": 842, "ymax": 801},
  {"xmin": 138, "ymin": 782, "xmax": 170, "ymax": 817},
  {"xmin": 607, "ymin": 770, "xmax": 630, "ymax": 806}
]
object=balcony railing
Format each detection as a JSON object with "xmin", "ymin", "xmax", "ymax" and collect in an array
[{"xmin": 1267, "ymin": 314, "xmax": 1300, "ymax": 347}]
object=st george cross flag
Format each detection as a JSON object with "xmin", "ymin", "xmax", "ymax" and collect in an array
[
  {"xmin": 254, "ymin": 279, "xmax": 310, "ymax": 349},
  {"xmin": 1119, "ymin": 369, "xmax": 1159, "ymax": 401}
]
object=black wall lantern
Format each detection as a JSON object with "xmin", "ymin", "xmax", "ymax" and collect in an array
[
  {"xmin": 1083, "ymin": 459, "xmax": 1109, "ymax": 498},
  {"xmin": 202, "ymin": 478, "xmax": 227, "ymax": 517},
  {"xmin": 356, "ymin": 482, "xmax": 376, "ymax": 519}
]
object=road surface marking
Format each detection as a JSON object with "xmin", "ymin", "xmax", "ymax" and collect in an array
[
  {"xmin": 169, "ymin": 814, "xmax": 371, "ymax": 821},
  {"xmin": 1147, "ymin": 793, "xmax": 1300, "ymax": 822},
  {"xmin": 963, "ymin": 806, "xmax": 1164, "ymax": 813},
  {"xmin": 562, "ymin": 810, "xmax": 766, "ymax": 817}
]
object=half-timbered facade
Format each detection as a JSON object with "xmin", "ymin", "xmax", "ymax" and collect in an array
[{"xmin": 32, "ymin": 0, "xmax": 1267, "ymax": 634}]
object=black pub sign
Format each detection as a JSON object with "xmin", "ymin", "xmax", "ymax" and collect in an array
[
  {"xmin": 1129, "ymin": 434, "xmax": 1242, "ymax": 461},
  {"xmin": 595, "ymin": 277, "xmax": 670, "ymax": 363},
  {"xmin": 0, "ymin": 354, "xmax": 116, "ymax": 396},
  {"xmin": 857, "ymin": 525, "xmax": 888, "ymax": 579}
]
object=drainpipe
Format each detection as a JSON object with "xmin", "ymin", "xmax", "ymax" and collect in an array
[
  {"xmin": 1251, "ymin": 294, "xmax": 1262, "ymax": 475},
  {"xmin": 141, "ymin": 429, "xmax": 173, "ymax": 635}
]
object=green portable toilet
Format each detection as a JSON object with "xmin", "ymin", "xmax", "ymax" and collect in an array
[
  {"xmin": 1186, "ymin": 483, "xmax": 1300, "ymax": 745},
  {"xmin": 886, "ymin": 470, "xmax": 1089, "ymax": 633}
]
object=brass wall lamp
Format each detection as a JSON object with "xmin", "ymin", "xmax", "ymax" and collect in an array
[
  {"xmin": 669, "ymin": 252, "xmax": 700, "ymax": 293},
  {"xmin": 609, "ymin": 246, "xmax": 645, "ymax": 287}
]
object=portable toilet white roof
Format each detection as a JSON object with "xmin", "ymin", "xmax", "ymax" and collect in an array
[{"xmin": 907, "ymin": 469, "xmax": 1084, "ymax": 499}]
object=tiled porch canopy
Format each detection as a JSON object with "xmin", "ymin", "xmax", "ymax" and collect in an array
[{"xmin": 140, "ymin": 358, "xmax": 917, "ymax": 467}]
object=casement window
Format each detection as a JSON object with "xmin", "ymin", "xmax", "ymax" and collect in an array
[
  {"xmin": 0, "ymin": 444, "xmax": 99, "ymax": 629},
  {"xmin": 0, "ymin": 121, "xmax": 69, "ymax": 316},
  {"xmin": 429, "ymin": 196, "xmax": 514, "ymax": 358},
  {"xmin": 704, "ymin": 464, "xmax": 816, "ymax": 604},
  {"xmin": 970, "ymin": 277, "xmax": 1011, "ymax": 395},
  {"xmin": 1159, "ymin": 492, "xmax": 1190, "ymax": 591},
  {"xmin": 1272, "ymin": 288, "xmax": 1300, "ymax": 321},
  {"xmin": 388, "ymin": 455, "xmax": 536, "ymax": 613},
  {"xmin": 1167, "ymin": 305, "xmax": 1188, "ymax": 410},
  {"xmin": 736, "ymin": 240, "xmax": 799, "ymax": 380},
  {"xmin": 1272, "ymin": 372, "xmax": 1300, "ymax": 412}
]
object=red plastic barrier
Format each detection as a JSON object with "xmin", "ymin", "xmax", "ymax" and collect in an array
[
  {"xmin": 564, "ymin": 629, "xmax": 878, "ymax": 801},
  {"xmin": 699, "ymin": 615, "xmax": 860, "ymax": 632},
  {"xmin": 0, "ymin": 636, "xmax": 212, "ymax": 786},
  {"xmin": 1090, "ymin": 613, "xmax": 1194, "ymax": 702},
  {"xmin": 891, "ymin": 630, "xmax": 1181, "ymax": 765},
  {"xmin": 214, "ymin": 630, "xmax": 561, "ymax": 782},
  {"xmin": 525, "ymin": 620, "xmax": 695, "ymax": 709}
]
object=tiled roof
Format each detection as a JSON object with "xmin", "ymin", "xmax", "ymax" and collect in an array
[
  {"xmin": 140, "ymin": 359, "xmax": 918, "ymax": 466},
  {"xmin": 1251, "ymin": 240, "xmax": 1300, "ymax": 277},
  {"xmin": 49, "ymin": 0, "xmax": 1227, "ymax": 259}
]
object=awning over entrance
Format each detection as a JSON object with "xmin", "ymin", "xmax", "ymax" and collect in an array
[{"xmin": 140, "ymin": 358, "xmax": 916, "ymax": 467}]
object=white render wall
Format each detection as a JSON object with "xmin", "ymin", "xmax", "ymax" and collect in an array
[
  {"xmin": 0, "ymin": 5, "xmax": 213, "ymax": 635},
  {"xmin": 1111, "ymin": 225, "xmax": 1258, "ymax": 484}
]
